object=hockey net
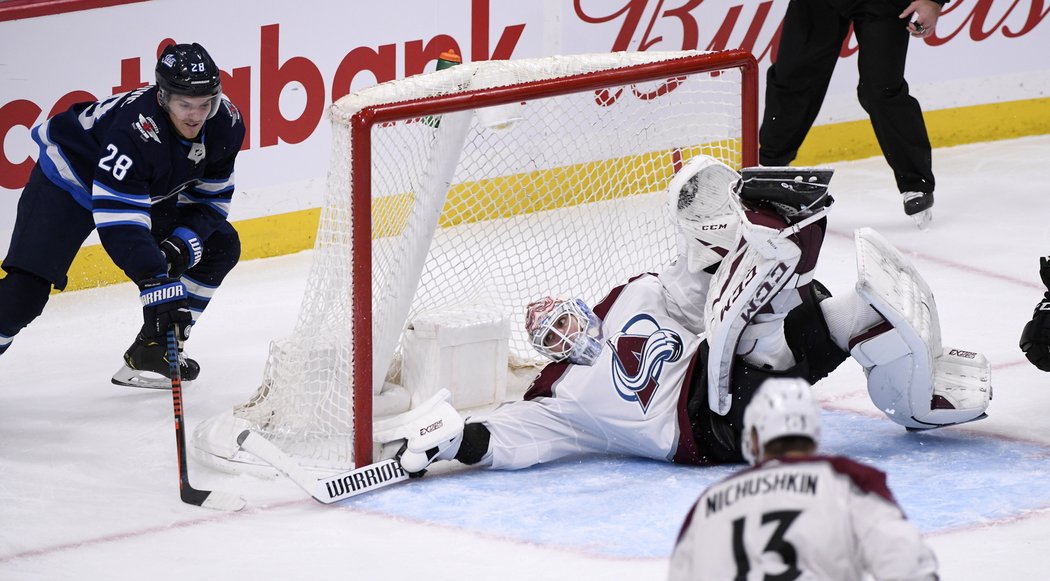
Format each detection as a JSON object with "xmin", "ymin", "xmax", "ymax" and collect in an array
[{"xmin": 193, "ymin": 49, "xmax": 757, "ymax": 472}]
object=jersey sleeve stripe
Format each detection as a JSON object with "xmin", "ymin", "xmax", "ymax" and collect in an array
[
  {"xmin": 93, "ymin": 210, "xmax": 151, "ymax": 230},
  {"xmin": 32, "ymin": 119, "xmax": 90, "ymax": 197},
  {"xmin": 184, "ymin": 275, "xmax": 219, "ymax": 298},
  {"xmin": 91, "ymin": 181, "xmax": 152, "ymax": 208},
  {"xmin": 194, "ymin": 175, "xmax": 235, "ymax": 194},
  {"xmin": 177, "ymin": 191, "xmax": 231, "ymax": 218}
]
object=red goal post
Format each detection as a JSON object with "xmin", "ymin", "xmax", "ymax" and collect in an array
[{"xmin": 193, "ymin": 48, "xmax": 758, "ymax": 474}]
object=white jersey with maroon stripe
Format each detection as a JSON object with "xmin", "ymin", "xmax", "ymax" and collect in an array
[
  {"xmin": 474, "ymin": 260, "xmax": 713, "ymax": 470},
  {"xmin": 668, "ymin": 455, "xmax": 939, "ymax": 581}
]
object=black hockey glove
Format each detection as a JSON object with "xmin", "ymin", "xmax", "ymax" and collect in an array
[
  {"xmin": 1020, "ymin": 294, "xmax": 1050, "ymax": 372},
  {"xmin": 159, "ymin": 227, "xmax": 203, "ymax": 279},
  {"xmin": 1019, "ymin": 256, "xmax": 1050, "ymax": 372},
  {"xmin": 1038, "ymin": 256, "xmax": 1050, "ymax": 290},
  {"xmin": 138, "ymin": 277, "xmax": 192, "ymax": 342}
]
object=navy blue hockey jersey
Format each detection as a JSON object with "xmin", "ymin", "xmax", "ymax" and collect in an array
[{"xmin": 31, "ymin": 86, "xmax": 245, "ymax": 282}]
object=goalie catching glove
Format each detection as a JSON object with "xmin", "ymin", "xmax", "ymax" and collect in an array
[{"xmin": 1019, "ymin": 256, "xmax": 1050, "ymax": 372}]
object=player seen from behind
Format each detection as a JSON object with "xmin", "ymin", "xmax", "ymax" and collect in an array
[
  {"xmin": 667, "ymin": 377, "xmax": 939, "ymax": 580},
  {"xmin": 0, "ymin": 42, "xmax": 245, "ymax": 389}
]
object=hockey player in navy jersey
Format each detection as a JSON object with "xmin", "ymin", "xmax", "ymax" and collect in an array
[
  {"xmin": 0, "ymin": 42, "xmax": 245, "ymax": 389},
  {"xmin": 376, "ymin": 155, "xmax": 991, "ymax": 476},
  {"xmin": 668, "ymin": 377, "xmax": 939, "ymax": 580}
]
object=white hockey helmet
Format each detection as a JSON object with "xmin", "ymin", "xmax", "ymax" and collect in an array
[
  {"xmin": 741, "ymin": 377, "xmax": 822, "ymax": 465},
  {"xmin": 525, "ymin": 296, "xmax": 603, "ymax": 366}
]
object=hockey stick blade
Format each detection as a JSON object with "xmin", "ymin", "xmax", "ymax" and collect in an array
[
  {"xmin": 237, "ymin": 430, "xmax": 410, "ymax": 503},
  {"xmin": 167, "ymin": 328, "xmax": 246, "ymax": 512}
]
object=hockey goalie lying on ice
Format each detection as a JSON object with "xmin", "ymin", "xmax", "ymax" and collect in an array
[{"xmin": 376, "ymin": 155, "xmax": 991, "ymax": 479}]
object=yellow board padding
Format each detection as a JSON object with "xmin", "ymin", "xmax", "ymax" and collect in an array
[
  {"xmin": 52, "ymin": 209, "xmax": 321, "ymax": 293},
  {"xmin": 25, "ymin": 96, "xmax": 1049, "ymax": 293},
  {"xmin": 370, "ymin": 142, "xmax": 736, "ymax": 237},
  {"xmin": 439, "ymin": 142, "xmax": 738, "ymax": 228},
  {"xmin": 793, "ymin": 96, "xmax": 1050, "ymax": 166}
]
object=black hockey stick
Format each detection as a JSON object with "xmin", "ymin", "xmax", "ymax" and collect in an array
[
  {"xmin": 238, "ymin": 430, "xmax": 409, "ymax": 503},
  {"xmin": 167, "ymin": 327, "xmax": 246, "ymax": 511}
]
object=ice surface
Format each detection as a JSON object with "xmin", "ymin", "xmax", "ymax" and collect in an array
[{"xmin": 2, "ymin": 136, "xmax": 1049, "ymax": 580}]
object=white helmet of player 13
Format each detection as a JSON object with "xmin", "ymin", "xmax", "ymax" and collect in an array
[
  {"xmin": 741, "ymin": 377, "xmax": 822, "ymax": 465},
  {"xmin": 525, "ymin": 296, "xmax": 603, "ymax": 366}
]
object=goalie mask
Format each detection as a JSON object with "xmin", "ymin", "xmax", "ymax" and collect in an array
[
  {"xmin": 741, "ymin": 377, "xmax": 822, "ymax": 465},
  {"xmin": 156, "ymin": 43, "xmax": 223, "ymax": 119},
  {"xmin": 525, "ymin": 297, "xmax": 604, "ymax": 366}
]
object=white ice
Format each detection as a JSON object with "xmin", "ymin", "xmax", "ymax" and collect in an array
[{"xmin": 2, "ymin": 136, "xmax": 1049, "ymax": 580}]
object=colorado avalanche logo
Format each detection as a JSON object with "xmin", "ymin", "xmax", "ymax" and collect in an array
[{"xmin": 608, "ymin": 314, "xmax": 683, "ymax": 413}]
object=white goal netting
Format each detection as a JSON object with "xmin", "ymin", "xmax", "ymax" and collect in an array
[{"xmin": 193, "ymin": 49, "xmax": 755, "ymax": 472}]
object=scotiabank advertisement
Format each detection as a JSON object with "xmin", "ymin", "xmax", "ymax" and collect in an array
[{"xmin": 1, "ymin": 0, "xmax": 1047, "ymax": 259}]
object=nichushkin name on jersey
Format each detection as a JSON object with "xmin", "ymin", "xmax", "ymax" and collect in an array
[
  {"xmin": 324, "ymin": 461, "xmax": 406, "ymax": 499},
  {"xmin": 705, "ymin": 472, "xmax": 818, "ymax": 516}
]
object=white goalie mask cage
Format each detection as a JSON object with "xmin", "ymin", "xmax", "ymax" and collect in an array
[{"xmin": 525, "ymin": 297, "xmax": 604, "ymax": 366}]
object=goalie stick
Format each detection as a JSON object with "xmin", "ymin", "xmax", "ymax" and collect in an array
[
  {"xmin": 237, "ymin": 430, "xmax": 410, "ymax": 503},
  {"xmin": 167, "ymin": 329, "xmax": 246, "ymax": 511}
]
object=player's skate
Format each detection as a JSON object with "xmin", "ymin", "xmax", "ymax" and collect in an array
[
  {"xmin": 703, "ymin": 167, "xmax": 833, "ymax": 414},
  {"xmin": 902, "ymin": 191, "xmax": 934, "ymax": 230},
  {"xmin": 373, "ymin": 389, "xmax": 465, "ymax": 477},
  {"xmin": 849, "ymin": 227, "xmax": 990, "ymax": 429},
  {"xmin": 111, "ymin": 331, "xmax": 200, "ymax": 389}
]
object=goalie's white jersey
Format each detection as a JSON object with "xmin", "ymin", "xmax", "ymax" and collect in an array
[
  {"xmin": 668, "ymin": 456, "xmax": 939, "ymax": 581},
  {"xmin": 475, "ymin": 262, "xmax": 713, "ymax": 470}
]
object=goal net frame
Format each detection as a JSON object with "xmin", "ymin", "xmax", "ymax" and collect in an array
[
  {"xmin": 347, "ymin": 49, "xmax": 757, "ymax": 464},
  {"xmin": 192, "ymin": 48, "xmax": 758, "ymax": 474}
]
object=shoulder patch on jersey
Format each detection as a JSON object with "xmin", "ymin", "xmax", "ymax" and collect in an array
[
  {"xmin": 133, "ymin": 114, "xmax": 162, "ymax": 144},
  {"xmin": 222, "ymin": 98, "xmax": 241, "ymax": 127}
]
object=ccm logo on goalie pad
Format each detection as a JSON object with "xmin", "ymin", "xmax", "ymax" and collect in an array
[
  {"xmin": 324, "ymin": 462, "xmax": 407, "ymax": 499},
  {"xmin": 420, "ymin": 419, "xmax": 443, "ymax": 436},
  {"xmin": 717, "ymin": 263, "xmax": 791, "ymax": 322},
  {"xmin": 948, "ymin": 349, "xmax": 978, "ymax": 359}
]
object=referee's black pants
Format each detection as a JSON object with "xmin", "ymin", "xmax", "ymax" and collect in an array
[{"xmin": 759, "ymin": 0, "xmax": 935, "ymax": 195}]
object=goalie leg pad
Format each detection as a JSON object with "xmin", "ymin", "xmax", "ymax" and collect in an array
[
  {"xmin": 853, "ymin": 330, "xmax": 991, "ymax": 429},
  {"xmin": 852, "ymin": 228, "xmax": 990, "ymax": 428},
  {"xmin": 704, "ymin": 207, "xmax": 828, "ymax": 415}
]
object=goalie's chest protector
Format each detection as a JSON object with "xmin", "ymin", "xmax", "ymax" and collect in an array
[{"xmin": 538, "ymin": 274, "xmax": 704, "ymax": 460}]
